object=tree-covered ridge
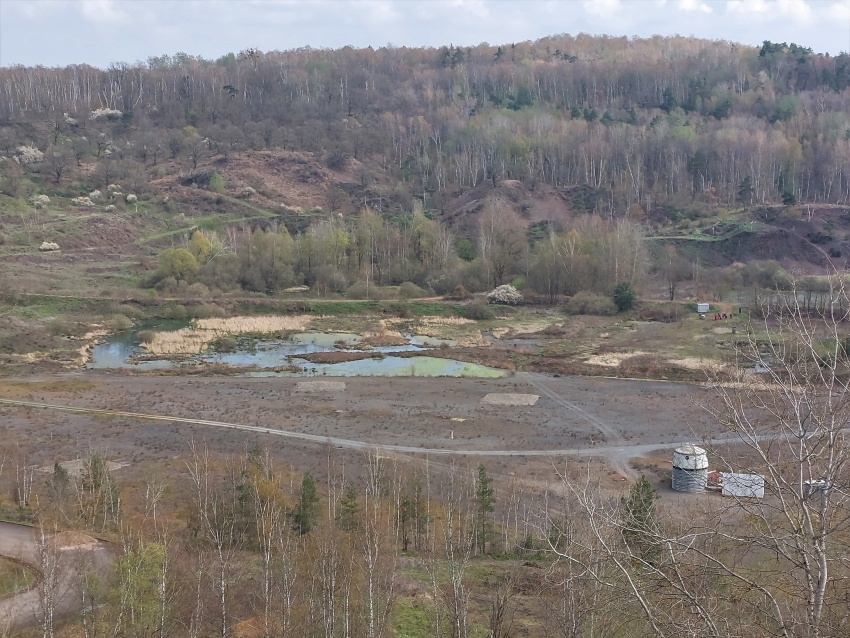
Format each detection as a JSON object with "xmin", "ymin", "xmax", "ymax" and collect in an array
[{"xmin": 1, "ymin": 34, "xmax": 849, "ymax": 214}]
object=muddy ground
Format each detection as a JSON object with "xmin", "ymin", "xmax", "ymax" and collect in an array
[{"xmin": 0, "ymin": 372, "xmax": 719, "ymax": 496}]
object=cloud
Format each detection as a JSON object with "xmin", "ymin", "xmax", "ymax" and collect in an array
[
  {"xmin": 2, "ymin": 0, "xmax": 66, "ymax": 20},
  {"xmin": 827, "ymin": 0, "xmax": 850, "ymax": 21},
  {"xmin": 78, "ymin": 0, "xmax": 130, "ymax": 25},
  {"xmin": 725, "ymin": 0, "xmax": 813, "ymax": 22},
  {"xmin": 359, "ymin": 0, "xmax": 401, "ymax": 24},
  {"xmin": 679, "ymin": 0, "xmax": 713, "ymax": 12},
  {"xmin": 583, "ymin": 0, "xmax": 622, "ymax": 18}
]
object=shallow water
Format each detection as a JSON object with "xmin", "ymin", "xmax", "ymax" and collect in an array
[
  {"xmin": 259, "ymin": 356, "xmax": 505, "ymax": 378},
  {"xmin": 88, "ymin": 320, "xmax": 186, "ymax": 370},
  {"xmin": 88, "ymin": 328, "xmax": 499, "ymax": 377}
]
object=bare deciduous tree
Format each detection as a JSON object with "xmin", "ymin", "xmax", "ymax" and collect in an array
[{"xmin": 544, "ymin": 280, "xmax": 850, "ymax": 638}]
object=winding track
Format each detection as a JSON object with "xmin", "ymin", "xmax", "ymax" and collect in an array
[
  {"xmin": 0, "ymin": 396, "xmax": 751, "ymax": 460},
  {"xmin": 0, "ymin": 522, "xmax": 111, "ymax": 631},
  {"xmin": 518, "ymin": 372, "xmax": 640, "ymax": 478}
]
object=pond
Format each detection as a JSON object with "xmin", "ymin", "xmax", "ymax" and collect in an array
[{"xmin": 88, "ymin": 326, "xmax": 504, "ymax": 378}]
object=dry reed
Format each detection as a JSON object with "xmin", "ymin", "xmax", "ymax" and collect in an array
[{"xmin": 143, "ymin": 315, "xmax": 312, "ymax": 354}]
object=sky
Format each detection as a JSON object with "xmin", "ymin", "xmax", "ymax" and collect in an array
[{"xmin": 0, "ymin": 0, "xmax": 848, "ymax": 68}]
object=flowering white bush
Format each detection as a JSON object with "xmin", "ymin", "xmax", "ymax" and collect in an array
[
  {"xmin": 63, "ymin": 113, "xmax": 78, "ymax": 126},
  {"xmin": 39, "ymin": 241, "xmax": 60, "ymax": 251},
  {"xmin": 72, "ymin": 196, "xmax": 95, "ymax": 207},
  {"xmin": 31, "ymin": 194, "xmax": 50, "ymax": 209},
  {"xmin": 107, "ymin": 183, "xmax": 121, "ymax": 191},
  {"xmin": 89, "ymin": 107, "xmax": 123, "ymax": 121},
  {"xmin": 486, "ymin": 284, "xmax": 523, "ymax": 305},
  {"xmin": 125, "ymin": 194, "xmax": 137, "ymax": 203},
  {"xmin": 89, "ymin": 189, "xmax": 103, "ymax": 200},
  {"xmin": 13, "ymin": 145, "xmax": 44, "ymax": 165},
  {"xmin": 105, "ymin": 204, "xmax": 116, "ymax": 212}
]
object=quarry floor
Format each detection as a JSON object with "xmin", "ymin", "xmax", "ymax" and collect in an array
[{"xmin": 0, "ymin": 372, "xmax": 721, "ymax": 495}]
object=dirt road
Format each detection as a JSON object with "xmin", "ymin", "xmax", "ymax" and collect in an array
[
  {"xmin": 0, "ymin": 395, "xmax": 756, "ymax": 461},
  {"xmin": 0, "ymin": 373, "xmax": 721, "ymax": 486},
  {"xmin": 0, "ymin": 522, "xmax": 111, "ymax": 631}
]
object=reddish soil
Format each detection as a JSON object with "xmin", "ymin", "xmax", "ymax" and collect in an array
[{"xmin": 151, "ymin": 149, "xmax": 364, "ymax": 212}]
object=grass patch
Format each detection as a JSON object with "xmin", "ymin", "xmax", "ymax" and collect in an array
[
  {"xmin": 0, "ymin": 379, "xmax": 97, "ymax": 398},
  {"xmin": 5, "ymin": 294, "xmax": 119, "ymax": 318},
  {"xmin": 0, "ymin": 558, "xmax": 34, "ymax": 597},
  {"xmin": 647, "ymin": 220, "xmax": 758, "ymax": 242},
  {"xmin": 392, "ymin": 597, "xmax": 433, "ymax": 638}
]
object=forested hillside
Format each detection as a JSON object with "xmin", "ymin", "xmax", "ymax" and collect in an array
[
  {"xmin": 1, "ymin": 34, "xmax": 850, "ymax": 304},
  {"xmin": 2, "ymin": 35, "xmax": 850, "ymax": 209}
]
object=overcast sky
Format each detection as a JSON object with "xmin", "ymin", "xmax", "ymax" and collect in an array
[{"xmin": 1, "ymin": 0, "xmax": 848, "ymax": 68}]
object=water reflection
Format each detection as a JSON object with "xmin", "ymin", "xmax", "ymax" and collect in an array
[{"xmin": 88, "ymin": 328, "xmax": 500, "ymax": 377}]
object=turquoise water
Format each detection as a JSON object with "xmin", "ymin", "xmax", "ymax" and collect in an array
[
  {"xmin": 286, "ymin": 356, "xmax": 505, "ymax": 378},
  {"xmin": 88, "ymin": 329, "xmax": 501, "ymax": 377}
]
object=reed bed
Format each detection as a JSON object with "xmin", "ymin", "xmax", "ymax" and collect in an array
[{"xmin": 143, "ymin": 315, "xmax": 312, "ymax": 354}]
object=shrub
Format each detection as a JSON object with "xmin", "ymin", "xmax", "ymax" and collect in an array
[
  {"xmin": 377, "ymin": 301, "xmax": 412, "ymax": 318},
  {"xmin": 191, "ymin": 303, "xmax": 226, "ymax": 319},
  {"xmin": 213, "ymin": 336, "xmax": 237, "ymax": 352},
  {"xmin": 398, "ymin": 281, "xmax": 427, "ymax": 300},
  {"xmin": 613, "ymin": 282, "xmax": 636, "ymax": 312},
  {"xmin": 154, "ymin": 276, "xmax": 178, "ymax": 293},
  {"xmin": 185, "ymin": 282, "xmax": 210, "ymax": 298},
  {"xmin": 635, "ymin": 303, "xmax": 681, "ymax": 323},
  {"xmin": 619, "ymin": 354, "xmax": 668, "ymax": 377},
  {"xmin": 207, "ymin": 172, "xmax": 226, "ymax": 193},
  {"xmin": 89, "ymin": 107, "xmax": 123, "ymax": 121},
  {"xmin": 520, "ymin": 290, "xmax": 548, "ymax": 305},
  {"xmin": 461, "ymin": 301, "xmax": 495, "ymax": 321},
  {"xmin": 13, "ymin": 145, "xmax": 43, "ymax": 165},
  {"xmin": 117, "ymin": 304, "xmax": 145, "ymax": 320},
  {"xmin": 137, "ymin": 330, "xmax": 155, "ymax": 344},
  {"xmin": 47, "ymin": 319, "xmax": 70, "ymax": 336},
  {"xmin": 345, "ymin": 282, "xmax": 389, "ymax": 300},
  {"xmin": 486, "ymin": 284, "xmax": 523, "ymax": 305},
  {"xmin": 31, "ymin": 194, "xmax": 50, "ymax": 209},
  {"xmin": 325, "ymin": 148, "xmax": 349, "ymax": 170},
  {"xmin": 316, "ymin": 266, "xmax": 349, "ymax": 294},
  {"xmin": 108, "ymin": 314, "xmax": 133, "ymax": 330},
  {"xmin": 564, "ymin": 292, "xmax": 617, "ymax": 316},
  {"xmin": 163, "ymin": 304, "xmax": 188, "ymax": 320}
]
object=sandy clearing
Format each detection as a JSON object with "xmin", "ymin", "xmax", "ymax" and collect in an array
[
  {"xmin": 295, "ymin": 380, "xmax": 346, "ymax": 393},
  {"xmin": 35, "ymin": 458, "xmax": 128, "ymax": 477},
  {"xmin": 490, "ymin": 323, "xmax": 548, "ymax": 339},
  {"xmin": 584, "ymin": 351, "xmax": 651, "ymax": 367},
  {"xmin": 53, "ymin": 531, "xmax": 99, "ymax": 550},
  {"xmin": 419, "ymin": 316, "xmax": 475, "ymax": 326},
  {"xmin": 669, "ymin": 357, "xmax": 729, "ymax": 372},
  {"xmin": 481, "ymin": 393, "xmax": 540, "ymax": 406}
]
